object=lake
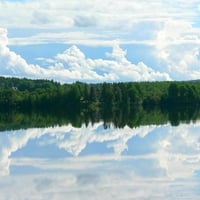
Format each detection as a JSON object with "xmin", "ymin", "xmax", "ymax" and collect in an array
[{"xmin": 0, "ymin": 119, "xmax": 200, "ymax": 199}]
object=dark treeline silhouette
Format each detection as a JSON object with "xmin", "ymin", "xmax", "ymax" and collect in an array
[
  {"xmin": 0, "ymin": 105, "xmax": 200, "ymax": 131},
  {"xmin": 0, "ymin": 77, "xmax": 200, "ymax": 130}
]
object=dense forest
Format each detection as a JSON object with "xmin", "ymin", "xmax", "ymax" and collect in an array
[
  {"xmin": 0, "ymin": 76, "xmax": 200, "ymax": 110},
  {"xmin": 0, "ymin": 76, "xmax": 200, "ymax": 130}
]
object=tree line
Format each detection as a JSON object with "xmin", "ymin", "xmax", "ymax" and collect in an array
[
  {"xmin": 0, "ymin": 77, "xmax": 200, "ymax": 130},
  {"xmin": 0, "ymin": 77, "xmax": 200, "ymax": 112}
]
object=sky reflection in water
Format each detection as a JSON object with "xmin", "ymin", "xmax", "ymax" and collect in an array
[{"xmin": 0, "ymin": 122, "xmax": 200, "ymax": 199}]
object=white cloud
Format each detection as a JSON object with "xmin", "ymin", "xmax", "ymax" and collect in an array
[
  {"xmin": 155, "ymin": 19, "xmax": 200, "ymax": 80},
  {"xmin": 9, "ymin": 31, "xmax": 101, "ymax": 46},
  {"xmin": 0, "ymin": 28, "xmax": 8, "ymax": 45},
  {"xmin": 1, "ymin": 0, "xmax": 200, "ymax": 81},
  {"xmin": 51, "ymin": 44, "xmax": 171, "ymax": 82},
  {"xmin": 74, "ymin": 15, "xmax": 97, "ymax": 27},
  {"xmin": 3, "ymin": 22, "xmax": 200, "ymax": 81},
  {"xmin": 2, "ymin": 0, "xmax": 199, "ymax": 42},
  {"xmin": 31, "ymin": 11, "xmax": 52, "ymax": 25},
  {"xmin": 0, "ymin": 28, "xmax": 45, "ymax": 77},
  {"xmin": 0, "ymin": 28, "xmax": 171, "ymax": 82},
  {"xmin": 0, "ymin": 0, "xmax": 198, "ymax": 27}
]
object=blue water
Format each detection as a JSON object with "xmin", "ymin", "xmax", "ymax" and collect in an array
[{"xmin": 0, "ymin": 122, "xmax": 200, "ymax": 199}]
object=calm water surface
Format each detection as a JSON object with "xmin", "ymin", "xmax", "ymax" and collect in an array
[{"xmin": 1, "ymin": 121, "xmax": 200, "ymax": 199}]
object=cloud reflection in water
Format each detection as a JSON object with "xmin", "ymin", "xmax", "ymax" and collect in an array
[{"xmin": 0, "ymin": 122, "xmax": 200, "ymax": 199}]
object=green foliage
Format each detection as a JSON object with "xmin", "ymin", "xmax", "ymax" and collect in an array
[
  {"xmin": 0, "ymin": 77, "xmax": 200, "ymax": 130},
  {"xmin": 0, "ymin": 103, "xmax": 200, "ymax": 131},
  {"xmin": 0, "ymin": 78, "xmax": 200, "ymax": 110}
]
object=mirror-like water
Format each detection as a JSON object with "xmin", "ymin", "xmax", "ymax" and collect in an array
[{"xmin": 1, "ymin": 121, "xmax": 200, "ymax": 199}]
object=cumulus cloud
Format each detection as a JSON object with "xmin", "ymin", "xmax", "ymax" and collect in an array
[
  {"xmin": 0, "ymin": 28, "xmax": 45, "ymax": 78},
  {"xmin": 46, "ymin": 44, "xmax": 171, "ymax": 82},
  {"xmin": 1, "ymin": 0, "xmax": 200, "ymax": 81},
  {"xmin": 2, "ymin": 21, "xmax": 200, "ymax": 81},
  {"xmin": 0, "ymin": 27, "xmax": 171, "ymax": 82},
  {"xmin": 155, "ymin": 19, "xmax": 200, "ymax": 80}
]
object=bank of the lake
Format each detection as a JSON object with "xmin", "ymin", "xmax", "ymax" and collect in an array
[{"xmin": 0, "ymin": 77, "xmax": 200, "ymax": 130}]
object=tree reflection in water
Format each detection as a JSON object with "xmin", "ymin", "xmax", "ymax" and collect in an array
[{"xmin": 0, "ymin": 105, "xmax": 199, "ymax": 131}]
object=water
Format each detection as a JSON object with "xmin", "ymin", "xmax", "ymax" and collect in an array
[{"xmin": 1, "ymin": 121, "xmax": 200, "ymax": 199}]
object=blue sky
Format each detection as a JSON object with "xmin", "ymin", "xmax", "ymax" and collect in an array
[{"xmin": 1, "ymin": 0, "xmax": 200, "ymax": 82}]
